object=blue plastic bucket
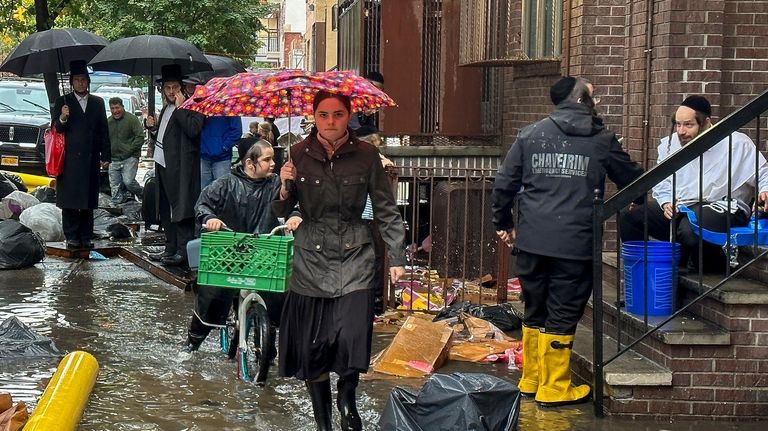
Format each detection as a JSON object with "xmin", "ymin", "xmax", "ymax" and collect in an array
[{"xmin": 621, "ymin": 241, "xmax": 681, "ymax": 316}]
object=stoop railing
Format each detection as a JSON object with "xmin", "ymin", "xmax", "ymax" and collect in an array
[{"xmin": 592, "ymin": 89, "xmax": 768, "ymax": 416}]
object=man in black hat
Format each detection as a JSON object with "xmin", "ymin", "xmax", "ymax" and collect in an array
[
  {"xmin": 145, "ymin": 64, "xmax": 205, "ymax": 266},
  {"xmin": 491, "ymin": 76, "xmax": 643, "ymax": 407},
  {"xmin": 51, "ymin": 59, "xmax": 111, "ymax": 249},
  {"xmin": 620, "ymin": 95, "xmax": 768, "ymax": 272}
]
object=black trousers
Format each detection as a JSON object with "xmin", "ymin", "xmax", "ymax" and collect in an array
[
  {"xmin": 516, "ymin": 251, "xmax": 592, "ymax": 335},
  {"xmin": 61, "ymin": 208, "xmax": 94, "ymax": 243},
  {"xmin": 619, "ymin": 202, "xmax": 749, "ymax": 271},
  {"xmin": 156, "ymin": 165, "xmax": 196, "ymax": 258}
]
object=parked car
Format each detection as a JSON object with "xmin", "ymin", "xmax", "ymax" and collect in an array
[
  {"xmin": 0, "ymin": 80, "xmax": 50, "ymax": 176},
  {"xmin": 96, "ymin": 86, "xmax": 146, "ymax": 110},
  {"xmin": 93, "ymin": 92, "xmax": 142, "ymax": 118}
]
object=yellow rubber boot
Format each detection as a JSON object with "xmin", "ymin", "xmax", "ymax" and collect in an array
[
  {"xmin": 517, "ymin": 325, "xmax": 541, "ymax": 396},
  {"xmin": 535, "ymin": 332, "xmax": 591, "ymax": 407}
]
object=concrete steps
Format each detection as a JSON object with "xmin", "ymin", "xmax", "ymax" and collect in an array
[{"xmin": 507, "ymin": 302, "xmax": 672, "ymax": 391}]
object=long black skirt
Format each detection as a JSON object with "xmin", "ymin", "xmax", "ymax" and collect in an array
[{"xmin": 278, "ymin": 288, "xmax": 374, "ymax": 381}]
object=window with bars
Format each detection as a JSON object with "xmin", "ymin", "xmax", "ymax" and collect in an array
[{"xmin": 522, "ymin": 0, "xmax": 563, "ymax": 59}]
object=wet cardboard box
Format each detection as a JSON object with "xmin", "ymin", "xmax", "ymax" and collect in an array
[{"xmin": 371, "ymin": 315, "xmax": 454, "ymax": 378}]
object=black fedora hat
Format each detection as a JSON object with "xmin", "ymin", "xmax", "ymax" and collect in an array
[
  {"xmin": 156, "ymin": 63, "xmax": 187, "ymax": 84},
  {"xmin": 69, "ymin": 59, "xmax": 89, "ymax": 76}
]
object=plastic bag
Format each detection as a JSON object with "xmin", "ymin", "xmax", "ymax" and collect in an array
[
  {"xmin": 434, "ymin": 302, "xmax": 522, "ymax": 332},
  {"xmin": 0, "ymin": 316, "xmax": 61, "ymax": 359},
  {"xmin": 0, "ymin": 220, "xmax": 45, "ymax": 269},
  {"xmin": 31, "ymin": 186, "xmax": 56, "ymax": 204},
  {"xmin": 44, "ymin": 127, "xmax": 65, "ymax": 176},
  {"xmin": 19, "ymin": 203, "xmax": 64, "ymax": 242},
  {"xmin": 0, "ymin": 174, "xmax": 17, "ymax": 200},
  {"xmin": 379, "ymin": 373, "xmax": 520, "ymax": 431},
  {"xmin": 0, "ymin": 192, "xmax": 40, "ymax": 220}
]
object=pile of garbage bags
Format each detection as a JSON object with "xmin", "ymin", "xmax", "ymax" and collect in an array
[
  {"xmin": 380, "ymin": 373, "xmax": 520, "ymax": 431},
  {"xmin": 0, "ymin": 220, "xmax": 45, "ymax": 270}
]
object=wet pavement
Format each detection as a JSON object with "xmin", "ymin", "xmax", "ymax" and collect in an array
[{"xmin": 1, "ymin": 256, "xmax": 767, "ymax": 430}]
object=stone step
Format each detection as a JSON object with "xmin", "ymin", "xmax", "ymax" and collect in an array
[
  {"xmin": 598, "ymin": 253, "xmax": 731, "ymax": 345},
  {"xmin": 507, "ymin": 301, "xmax": 672, "ymax": 388},
  {"xmin": 604, "ymin": 252, "xmax": 768, "ymax": 305}
]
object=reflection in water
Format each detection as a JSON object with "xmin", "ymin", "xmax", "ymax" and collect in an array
[{"xmin": 1, "ymin": 257, "xmax": 767, "ymax": 430}]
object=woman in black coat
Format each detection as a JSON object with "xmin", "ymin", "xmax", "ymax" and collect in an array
[{"xmin": 273, "ymin": 91, "xmax": 406, "ymax": 431}]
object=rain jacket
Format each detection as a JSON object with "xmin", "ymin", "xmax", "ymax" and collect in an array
[
  {"xmin": 52, "ymin": 93, "xmax": 110, "ymax": 210},
  {"xmin": 492, "ymin": 102, "xmax": 643, "ymax": 260},
  {"xmin": 272, "ymin": 129, "xmax": 406, "ymax": 298},
  {"xmin": 108, "ymin": 111, "xmax": 145, "ymax": 161},
  {"xmin": 195, "ymin": 166, "xmax": 281, "ymax": 234},
  {"xmin": 200, "ymin": 116, "xmax": 243, "ymax": 162}
]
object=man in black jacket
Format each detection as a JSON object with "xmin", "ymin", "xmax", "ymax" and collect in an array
[
  {"xmin": 146, "ymin": 64, "xmax": 205, "ymax": 266},
  {"xmin": 51, "ymin": 60, "xmax": 111, "ymax": 249},
  {"xmin": 492, "ymin": 76, "xmax": 643, "ymax": 407}
]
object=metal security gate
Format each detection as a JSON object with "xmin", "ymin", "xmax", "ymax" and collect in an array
[{"xmin": 421, "ymin": 0, "xmax": 442, "ymax": 133}]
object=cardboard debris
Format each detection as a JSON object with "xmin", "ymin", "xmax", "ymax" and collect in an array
[
  {"xmin": 0, "ymin": 393, "xmax": 28, "ymax": 431},
  {"xmin": 449, "ymin": 339, "xmax": 522, "ymax": 362},
  {"xmin": 371, "ymin": 316, "xmax": 454, "ymax": 378}
]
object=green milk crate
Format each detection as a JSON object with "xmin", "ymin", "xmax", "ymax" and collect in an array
[{"xmin": 197, "ymin": 231, "xmax": 294, "ymax": 292}]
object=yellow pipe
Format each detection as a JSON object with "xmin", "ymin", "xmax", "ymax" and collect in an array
[
  {"xmin": 0, "ymin": 171, "xmax": 55, "ymax": 190},
  {"xmin": 24, "ymin": 351, "xmax": 99, "ymax": 431}
]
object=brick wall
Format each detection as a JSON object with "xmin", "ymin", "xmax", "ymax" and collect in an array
[{"xmin": 500, "ymin": 62, "xmax": 562, "ymax": 149}]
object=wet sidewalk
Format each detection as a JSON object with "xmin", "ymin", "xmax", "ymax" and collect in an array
[{"xmin": 0, "ymin": 256, "xmax": 765, "ymax": 430}]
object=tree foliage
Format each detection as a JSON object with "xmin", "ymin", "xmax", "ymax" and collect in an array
[{"xmin": 1, "ymin": 0, "xmax": 277, "ymax": 61}]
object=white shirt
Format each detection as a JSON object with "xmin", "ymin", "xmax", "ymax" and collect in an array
[
  {"xmin": 75, "ymin": 93, "xmax": 88, "ymax": 112},
  {"xmin": 153, "ymin": 104, "xmax": 176, "ymax": 168},
  {"xmin": 652, "ymin": 131, "xmax": 768, "ymax": 212}
]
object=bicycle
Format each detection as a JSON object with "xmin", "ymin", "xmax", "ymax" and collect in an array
[{"xmin": 188, "ymin": 224, "xmax": 292, "ymax": 385}]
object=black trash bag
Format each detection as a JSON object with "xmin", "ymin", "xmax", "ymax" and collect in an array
[
  {"xmin": 379, "ymin": 373, "xmax": 520, "ymax": 431},
  {"xmin": 0, "ymin": 316, "xmax": 62, "ymax": 359},
  {"xmin": 31, "ymin": 186, "xmax": 56, "ymax": 203},
  {"xmin": 0, "ymin": 174, "xmax": 17, "ymax": 200},
  {"xmin": 1, "ymin": 172, "xmax": 27, "ymax": 193},
  {"xmin": 0, "ymin": 220, "xmax": 45, "ymax": 270},
  {"xmin": 107, "ymin": 222, "xmax": 133, "ymax": 240},
  {"xmin": 433, "ymin": 302, "xmax": 522, "ymax": 332}
]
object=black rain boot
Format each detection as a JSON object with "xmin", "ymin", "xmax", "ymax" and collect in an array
[
  {"xmin": 186, "ymin": 314, "xmax": 211, "ymax": 352},
  {"xmin": 337, "ymin": 373, "xmax": 362, "ymax": 431},
  {"xmin": 305, "ymin": 379, "xmax": 333, "ymax": 431}
]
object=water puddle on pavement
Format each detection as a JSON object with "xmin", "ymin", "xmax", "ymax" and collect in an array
[{"xmin": 1, "ymin": 257, "xmax": 766, "ymax": 430}]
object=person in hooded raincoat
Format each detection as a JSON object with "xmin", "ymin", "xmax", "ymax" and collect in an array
[
  {"xmin": 491, "ymin": 76, "xmax": 643, "ymax": 407},
  {"xmin": 186, "ymin": 140, "xmax": 289, "ymax": 359}
]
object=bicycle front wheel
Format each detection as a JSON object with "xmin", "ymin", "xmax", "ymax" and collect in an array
[{"xmin": 238, "ymin": 303, "xmax": 273, "ymax": 385}]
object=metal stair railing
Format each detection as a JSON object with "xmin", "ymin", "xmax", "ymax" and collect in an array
[{"xmin": 592, "ymin": 88, "xmax": 768, "ymax": 417}]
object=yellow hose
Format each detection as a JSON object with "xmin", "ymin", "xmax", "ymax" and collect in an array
[
  {"xmin": 0, "ymin": 171, "xmax": 56, "ymax": 190},
  {"xmin": 24, "ymin": 351, "xmax": 99, "ymax": 431}
]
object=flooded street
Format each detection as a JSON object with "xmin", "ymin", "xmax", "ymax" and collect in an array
[{"xmin": 1, "ymin": 256, "xmax": 766, "ymax": 430}]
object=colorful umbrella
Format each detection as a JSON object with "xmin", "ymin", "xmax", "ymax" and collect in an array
[{"xmin": 179, "ymin": 69, "xmax": 396, "ymax": 118}]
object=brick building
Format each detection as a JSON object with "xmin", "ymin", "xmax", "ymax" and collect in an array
[{"xmin": 330, "ymin": 0, "xmax": 768, "ymax": 419}]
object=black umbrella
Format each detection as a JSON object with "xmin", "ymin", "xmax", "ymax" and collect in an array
[
  {"xmin": 88, "ymin": 35, "xmax": 212, "ymax": 76},
  {"xmin": 185, "ymin": 54, "xmax": 247, "ymax": 84},
  {"xmin": 0, "ymin": 28, "xmax": 109, "ymax": 76}
]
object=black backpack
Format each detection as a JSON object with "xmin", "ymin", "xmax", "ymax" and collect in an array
[{"xmin": 141, "ymin": 176, "xmax": 161, "ymax": 230}]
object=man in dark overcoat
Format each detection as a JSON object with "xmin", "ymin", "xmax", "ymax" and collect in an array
[
  {"xmin": 51, "ymin": 60, "xmax": 111, "ymax": 249},
  {"xmin": 146, "ymin": 64, "xmax": 205, "ymax": 266}
]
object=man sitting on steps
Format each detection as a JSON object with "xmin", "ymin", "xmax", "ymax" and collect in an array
[{"xmin": 620, "ymin": 95, "xmax": 768, "ymax": 272}]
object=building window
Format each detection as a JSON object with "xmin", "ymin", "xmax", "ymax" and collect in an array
[
  {"xmin": 332, "ymin": 5, "xmax": 338, "ymax": 30},
  {"xmin": 522, "ymin": 0, "xmax": 562, "ymax": 59}
]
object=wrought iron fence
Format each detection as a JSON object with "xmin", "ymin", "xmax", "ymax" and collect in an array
[{"xmin": 385, "ymin": 165, "xmax": 512, "ymax": 313}]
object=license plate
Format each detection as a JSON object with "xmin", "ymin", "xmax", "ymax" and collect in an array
[{"xmin": 1, "ymin": 155, "xmax": 19, "ymax": 166}]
